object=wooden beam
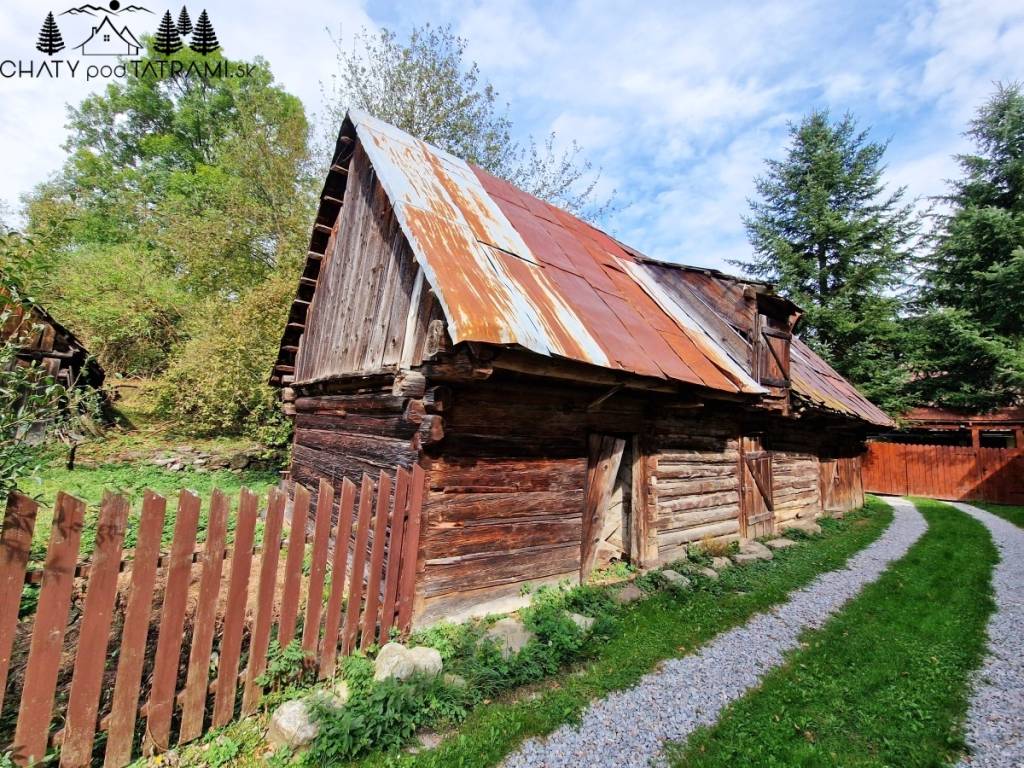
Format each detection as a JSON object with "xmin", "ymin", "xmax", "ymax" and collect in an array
[
  {"xmin": 306, "ymin": 251, "xmax": 324, "ymax": 261},
  {"xmin": 321, "ymin": 194, "xmax": 343, "ymax": 205},
  {"xmin": 330, "ymin": 164, "xmax": 349, "ymax": 175}
]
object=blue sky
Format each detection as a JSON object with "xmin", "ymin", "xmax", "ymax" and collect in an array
[{"xmin": 1, "ymin": 0, "xmax": 1022, "ymax": 270}]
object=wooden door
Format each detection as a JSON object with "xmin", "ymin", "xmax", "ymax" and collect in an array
[
  {"xmin": 740, "ymin": 435, "xmax": 774, "ymax": 538},
  {"xmin": 580, "ymin": 434, "xmax": 626, "ymax": 580}
]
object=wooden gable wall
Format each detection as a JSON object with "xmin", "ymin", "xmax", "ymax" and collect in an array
[{"xmin": 295, "ymin": 141, "xmax": 441, "ymax": 384}]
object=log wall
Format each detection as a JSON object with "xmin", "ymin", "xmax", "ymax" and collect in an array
[
  {"xmin": 416, "ymin": 379, "xmax": 646, "ymax": 624},
  {"xmin": 648, "ymin": 409, "xmax": 742, "ymax": 563}
]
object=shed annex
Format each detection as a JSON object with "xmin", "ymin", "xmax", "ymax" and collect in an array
[{"xmin": 271, "ymin": 111, "xmax": 894, "ymax": 625}]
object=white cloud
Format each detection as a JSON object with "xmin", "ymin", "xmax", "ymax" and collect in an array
[{"xmin": 1, "ymin": 0, "xmax": 1020, "ymax": 275}]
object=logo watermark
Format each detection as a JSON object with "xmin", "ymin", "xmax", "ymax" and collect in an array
[{"xmin": 3, "ymin": 4, "xmax": 249, "ymax": 82}]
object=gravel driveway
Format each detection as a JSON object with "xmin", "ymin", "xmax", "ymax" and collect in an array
[
  {"xmin": 951, "ymin": 502, "xmax": 1024, "ymax": 768},
  {"xmin": 503, "ymin": 497, "xmax": 926, "ymax": 768}
]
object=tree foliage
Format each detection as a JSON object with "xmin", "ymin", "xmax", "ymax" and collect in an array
[
  {"xmin": 1, "ymin": 232, "xmax": 99, "ymax": 495},
  {"xmin": 327, "ymin": 24, "xmax": 613, "ymax": 220},
  {"xmin": 910, "ymin": 83, "xmax": 1024, "ymax": 410},
  {"xmin": 737, "ymin": 111, "xmax": 917, "ymax": 413},
  {"xmin": 21, "ymin": 42, "xmax": 315, "ymax": 436}
]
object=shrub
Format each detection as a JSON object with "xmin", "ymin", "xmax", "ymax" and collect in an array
[{"xmin": 154, "ymin": 271, "xmax": 294, "ymax": 443}]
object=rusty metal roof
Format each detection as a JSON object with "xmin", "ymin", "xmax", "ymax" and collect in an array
[
  {"xmin": 790, "ymin": 338, "xmax": 894, "ymax": 426},
  {"xmin": 275, "ymin": 109, "xmax": 893, "ymax": 426},
  {"xmin": 350, "ymin": 110, "xmax": 760, "ymax": 395}
]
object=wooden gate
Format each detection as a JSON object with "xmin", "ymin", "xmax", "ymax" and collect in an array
[
  {"xmin": 819, "ymin": 456, "xmax": 865, "ymax": 514},
  {"xmin": 580, "ymin": 434, "xmax": 627, "ymax": 580},
  {"xmin": 863, "ymin": 442, "xmax": 1024, "ymax": 504},
  {"xmin": 740, "ymin": 435, "xmax": 774, "ymax": 538}
]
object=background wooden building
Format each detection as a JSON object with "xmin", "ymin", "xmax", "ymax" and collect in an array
[{"xmin": 271, "ymin": 111, "xmax": 893, "ymax": 625}]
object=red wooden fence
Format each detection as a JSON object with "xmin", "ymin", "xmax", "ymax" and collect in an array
[
  {"xmin": 863, "ymin": 442, "xmax": 1024, "ymax": 504},
  {"xmin": 0, "ymin": 466, "xmax": 424, "ymax": 767}
]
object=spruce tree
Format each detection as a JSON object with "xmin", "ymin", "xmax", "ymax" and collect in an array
[
  {"xmin": 738, "ymin": 111, "xmax": 917, "ymax": 412},
  {"xmin": 153, "ymin": 10, "xmax": 182, "ymax": 56},
  {"xmin": 177, "ymin": 6, "xmax": 193, "ymax": 36},
  {"xmin": 36, "ymin": 12, "xmax": 65, "ymax": 56},
  {"xmin": 910, "ymin": 83, "xmax": 1024, "ymax": 410},
  {"xmin": 189, "ymin": 10, "xmax": 219, "ymax": 55}
]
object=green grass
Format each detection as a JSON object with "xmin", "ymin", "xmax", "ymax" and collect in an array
[
  {"xmin": 973, "ymin": 502, "xmax": 1024, "ymax": 529},
  {"xmin": 328, "ymin": 500, "xmax": 895, "ymax": 768},
  {"xmin": 667, "ymin": 498, "xmax": 997, "ymax": 768},
  {"xmin": 16, "ymin": 461, "xmax": 279, "ymax": 565}
]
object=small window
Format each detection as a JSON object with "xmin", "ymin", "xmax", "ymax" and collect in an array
[
  {"xmin": 103, "ymin": 34, "xmax": 110, "ymax": 41},
  {"xmin": 980, "ymin": 431, "xmax": 1016, "ymax": 449},
  {"xmin": 753, "ymin": 312, "xmax": 791, "ymax": 388}
]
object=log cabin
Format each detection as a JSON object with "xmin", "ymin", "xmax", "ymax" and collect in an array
[{"xmin": 270, "ymin": 111, "xmax": 894, "ymax": 626}]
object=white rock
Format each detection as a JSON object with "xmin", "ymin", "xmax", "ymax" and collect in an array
[
  {"xmin": 711, "ymin": 556, "xmax": 732, "ymax": 570},
  {"xmin": 694, "ymin": 566, "xmax": 719, "ymax": 580},
  {"xmin": 733, "ymin": 541, "xmax": 773, "ymax": 563},
  {"xmin": 486, "ymin": 617, "xmax": 535, "ymax": 659},
  {"xmin": 765, "ymin": 538, "xmax": 797, "ymax": 550},
  {"xmin": 267, "ymin": 699, "xmax": 318, "ymax": 750},
  {"xmin": 615, "ymin": 583, "xmax": 644, "ymax": 605},
  {"xmin": 660, "ymin": 570, "xmax": 691, "ymax": 588},
  {"xmin": 567, "ymin": 612, "xmax": 596, "ymax": 632},
  {"xmin": 373, "ymin": 642, "xmax": 443, "ymax": 681}
]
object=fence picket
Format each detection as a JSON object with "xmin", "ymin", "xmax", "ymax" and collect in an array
[
  {"xmin": 380, "ymin": 468, "xmax": 410, "ymax": 638},
  {"xmin": 341, "ymin": 475, "xmax": 375, "ymax": 655},
  {"xmin": 143, "ymin": 491, "xmax": 201, "ymax": 755},
  {"xmin": 242, "ymin": 489, "xmax": 285, "ymax": 715},
  {"xmin": 396, "ymin": 465, "xmax": 425, "ymax": 633},
  {"xmin": 104, "ymin": 491, "xmax": 167, "ymax": 768},
  {"xmin": 301, "ymin": 479, "xmax": 334, "ymax": 658},
  {"xmin": 178, "ymin": 490, "xmax": 229, "ymax": 743},
  {"xmin": 60, "ymin": 493, "xmax": 129, "ymax": 767},
  {"xmin": 360, "ymin": 472, "xmax": 392, "ymax": 650},
  {"xmin": 13, "ymin": 493, "xmax": 85, "ymax": 764},
  {"xmin": 318, "ymin": 478, "xmax": 355, "ymax": 679},
  {"xmin": 277, "ymin": 484, "xmax": 309, "ymax": 648},
  {"xmin": 211, "ymin": 488, "xmax": 258, "ymax": 728},
  {"xmin": 0, "ymin": 493, "xmax": 39, "ymax": 717}
]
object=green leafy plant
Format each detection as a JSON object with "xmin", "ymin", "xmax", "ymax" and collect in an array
[
  {"xmin": 258, "ymin": 640, "xmax": 314, "ymax": 700},
  {"xmin": 203, "ymin": 735, "xmax": 240, "ymax": 768}
]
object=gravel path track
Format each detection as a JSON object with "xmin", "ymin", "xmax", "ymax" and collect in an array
[
  {"xmin": 951, "ymin": 502, "xmax": 1024, "ymax": 768},
  {"xmin": 503, "ymin": 497, "xmax": 926, "ymax": 768}
]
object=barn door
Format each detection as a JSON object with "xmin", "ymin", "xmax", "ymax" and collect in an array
[
  {"xmin": 819, "ymin": 458, "xmax": 839, "ymax": 511},
  {"xmin": 740, "ymin": 435, "xmax": 774, "ymax": 538},
  {"xmin": 580, "ymin": 434, "xmax": 627, "ymax": 581}
]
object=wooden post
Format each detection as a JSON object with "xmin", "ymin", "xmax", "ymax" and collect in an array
[{"xmin": 0, "ymin": 493, "xmax": 39, "ymax": 717}]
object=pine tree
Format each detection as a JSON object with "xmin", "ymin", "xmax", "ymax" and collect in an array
[
  {"xmin": 177, "ymin": 6, "xmax": 193, "ymax": 36},
  {"xmin": 737, "ymin": 111, "xmax": 917, "ymax": 413},
  {"xmin": 189, "ymin": 10, "xmax": 219, "ymax": 55},
  {"xmin": 910, "ymin": 83, "xmax": 1024, "ymax": 410},
  {"xmin": 35, "ymin": 12, "xmax": 65, "ymax": 56},
  {"xmin": 153, "ymin": 10, "xmax": 182, "ymax": 56}
]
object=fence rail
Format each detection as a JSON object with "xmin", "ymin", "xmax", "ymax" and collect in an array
[
  {"xmin": 0, "ymin": 465, "xmax": 424, "ymax": 767},
  {"xmin": 863, "ymin": 441, "xmax": 1024, "ymax": 504}
]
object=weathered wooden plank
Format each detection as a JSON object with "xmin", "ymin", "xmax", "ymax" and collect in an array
[
  {"xmin": 0, "ymin": 493, "xmax": 38, "ymax": 716},
  {"xmin": 278, "ymin": 484, "xmax": 310, "ymax": 648},
  {"xmin": 319, "ymin": 479, "xmax": 354, "ymax": 679},
  {"xmin": 242, "ymin": 489, "xmax": 285, "ymax": 715},
  {"xmin": 396, "ymin": 465, "xmax": 425, "ymax": 632},
  {"xmin": 104, "ymin": 492, "xmax": 166, "ymax": 768},
  {"xmin": 427, "ymin": 488, "xmax": 585, "ymax": 524},
  {"xmin": 301, "ymin": 479, "xmax": 335, "ymax": 658},
  {"xmin": 379, "ymin": 468, "xmax": 410, "ymax": 640},
  {"xmin": 178, "ymin": 490, "xmax": 229, "ymax": 744},
  {"xmin": 14, "ymin": 493, "xmax": 85, "ymax": 765},
  {"xmin": 211, "ymin": 488, "xmax": 258, "ymax": 728},
  {"xmin": 425, "ymin": 517, "xmax": 583, "ymax": 559},
  {"xmin": 342, "ymin": 474, "xmax": 375, "ymax": 654},
  {"xmin": 143, "ymin": 491, "xmax": 200, "ymax": 755},
  {"xmin": 61, "ymin": 493, "xmax": 129, "ymax": 767},
  {"xmin": 360, "ymin": 472, "xmax": 392, "ymax": 649},
  {"xmin": 423, "ymin": 541, "xmax": 578, "ymax": 597}
]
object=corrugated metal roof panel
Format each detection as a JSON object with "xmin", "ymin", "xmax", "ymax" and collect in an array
[{"xmin": 290, "ymin": 110, "xmax": 892, "ymax": 425}]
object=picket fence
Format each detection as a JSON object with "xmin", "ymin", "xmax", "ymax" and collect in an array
[{"xmin": 0, "ymin": 465, "xmax": 424, "ymax": 767}]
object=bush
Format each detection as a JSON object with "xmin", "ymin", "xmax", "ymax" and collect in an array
[{"xmin": 155, "ymin": 271, "xmax": 294, "ymax": 443}]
